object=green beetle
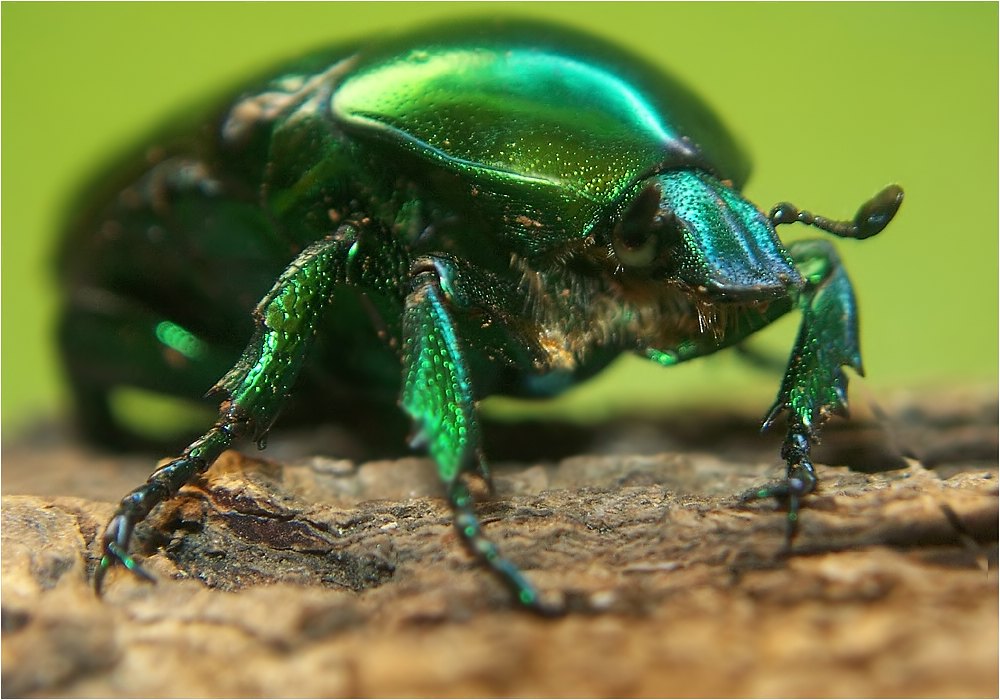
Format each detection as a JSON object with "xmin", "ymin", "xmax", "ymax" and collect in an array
[{"xmin": 60, "ymin": 20, "xmax": 903, "ymax": 613}]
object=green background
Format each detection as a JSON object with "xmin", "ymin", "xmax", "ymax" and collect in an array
[{"xmin": 3, "ymin": 2, "xmax": 997, "ymax": 436}]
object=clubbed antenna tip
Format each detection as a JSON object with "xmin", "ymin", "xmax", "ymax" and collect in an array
[{"xmin": 770, "ymin": 185, "xmax": 904, "ymax": 240}]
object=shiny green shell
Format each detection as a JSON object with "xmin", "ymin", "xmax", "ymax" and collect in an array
[{"xmin": 330, "ymin": 22, "xmax": 749, "ymax": 244}]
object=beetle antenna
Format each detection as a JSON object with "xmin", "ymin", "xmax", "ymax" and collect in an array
[{"xmin": 769, "ymin": 185, "xmax": 903, "ymax": 240}]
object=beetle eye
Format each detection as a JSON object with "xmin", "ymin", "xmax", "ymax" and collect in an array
[
  {"xmin": 611, "ymin": 183, "xmax": 681, "ymax": 269},
  {"xmin": 611, "ymin": 220, "xmax": 658, "ymax": 267}
]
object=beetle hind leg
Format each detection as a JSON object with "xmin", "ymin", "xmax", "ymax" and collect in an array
[{"xmin": 96, "ymin": 235, "xmax": 351, "ymax": 589}]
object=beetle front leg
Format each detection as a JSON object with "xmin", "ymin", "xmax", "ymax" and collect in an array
[
  {"xmin": 96, "ymin": 232, "xmax": 355, "ymax": 589},
  {"xmin": 754, "ymin": 239, "xmax": 864, "ymax": 542},
  {"xmin": 401, "ymin": 256, "xmax": 557, "ymax": 615}
]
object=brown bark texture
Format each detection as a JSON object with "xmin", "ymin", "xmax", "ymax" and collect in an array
[{"xmin": 2, "ymin": 388, "xmax": 997, "ymax": 698}]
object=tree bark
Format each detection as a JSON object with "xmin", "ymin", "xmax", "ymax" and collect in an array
[{"xmin": 3, "ymin": 388, "xmax": 997, "ymax": 697}]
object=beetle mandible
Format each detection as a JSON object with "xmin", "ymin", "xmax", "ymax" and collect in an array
[{"xmin": 58, "ymin": 20, "xmax": 903, "ymax": 613}]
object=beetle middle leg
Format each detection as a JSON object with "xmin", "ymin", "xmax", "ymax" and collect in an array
[{"xmin": 401, "ymin": 255, "xmax": 557, "ymax": 614}]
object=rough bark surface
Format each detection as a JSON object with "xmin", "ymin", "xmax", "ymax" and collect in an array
[{"xmin": 2, "ymin": 388, "xmax": 997, "ymax": 698}]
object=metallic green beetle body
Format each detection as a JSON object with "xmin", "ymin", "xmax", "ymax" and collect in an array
[{"xmin": 59, "ymin": 21, "xmax": 903, "ymax": 612}]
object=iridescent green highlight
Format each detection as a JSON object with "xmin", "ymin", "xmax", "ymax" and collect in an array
[{"xmin": 154, "ymin": 321, "xmax": 207, "ymax": 360}]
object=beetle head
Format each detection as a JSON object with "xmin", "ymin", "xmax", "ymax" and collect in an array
[{"xmin": 607, "ymin": 169, "xmax": 801, "ymax": 300}]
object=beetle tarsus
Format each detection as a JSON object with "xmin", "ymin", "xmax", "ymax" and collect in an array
[
  {"xmin": 95, "ymin": 537, "xmax": 155, "ymax": 594},
  {"xmin": 94, "ymin": 423, "xmax": 238, "ymax": 593},
  {"xmin": 747, "ymin": 457, "xmax": 817, "ymax": 547},
  {"xmin": 449, "ymin": 479, "xmax": 562, "ymax": 615},
  {"xmin": 745, "ymin": 463, "xmax": 816, "ymax": 548}
]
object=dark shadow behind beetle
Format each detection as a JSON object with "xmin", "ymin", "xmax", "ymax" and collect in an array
[{"xmin": 56, "ymin": 19, "xmax": 903, "ymax": 613}]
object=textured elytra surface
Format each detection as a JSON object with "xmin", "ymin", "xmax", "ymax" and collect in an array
[{"xmin": 2, "ymin": 389, "xmax": 997, "ymax": 697}]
